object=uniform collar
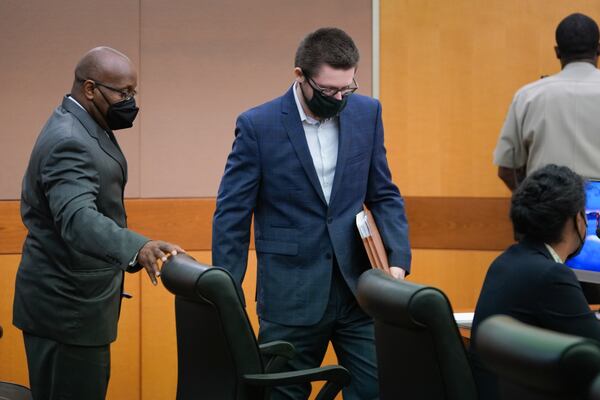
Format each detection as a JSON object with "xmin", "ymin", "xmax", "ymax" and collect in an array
[{"xmin": 562, "ymin": 61, "xmax": 598, "ymax": 72}]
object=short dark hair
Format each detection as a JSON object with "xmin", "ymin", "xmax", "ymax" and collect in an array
[
  {"xmin": 294, "ymin": 27, "xmax": 360, "ymax": 77},
  {"xmin": 510, "ymin": 164, "xmax": 585, "ymax": 244},
  {"xmin": 555, "ymin": 13, "xmax": 599, "ymax": 59}
]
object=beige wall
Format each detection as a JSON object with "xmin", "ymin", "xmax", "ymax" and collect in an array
[
  {"xmin": 0, "ymin": 0, "xmax": 142, "ymax": 198},
  {"xmin": 0, "ymin": 0, "xmax": 372, "ymax": 200}
]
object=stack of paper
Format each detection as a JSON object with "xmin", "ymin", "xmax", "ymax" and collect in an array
[
  {"xmin": 453, "ymin": 312, "xmax": 475, "ymax": 328},
  {"xmin": 356, "ymin": 205, "xmax": 390, "ymax": 273}
]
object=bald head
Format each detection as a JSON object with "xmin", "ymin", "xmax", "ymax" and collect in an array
[
  {"xmin": 73, "ymin": 46, "xmax": 135, "ymax": 88},
  {"xmin": 70, "ymin": 47, "xmax": 138, "ymax": 131}
]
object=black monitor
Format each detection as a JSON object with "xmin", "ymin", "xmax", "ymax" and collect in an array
[{"xmin": 566, "ymin": 180, "xmax": 600, "ymax": 289}]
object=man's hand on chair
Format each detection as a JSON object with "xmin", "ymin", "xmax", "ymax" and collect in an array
[{"xmin": 138, "ymin": 241, "xmax": 185, "ymax": 285}]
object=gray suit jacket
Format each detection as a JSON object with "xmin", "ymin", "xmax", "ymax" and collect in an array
[{"xmin": 13, "ymin": 96, "xmax": 149, "ymax": 346}]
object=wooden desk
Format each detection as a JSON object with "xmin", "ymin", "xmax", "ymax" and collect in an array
[
  {"xmin": 454, "ymin": 311, "xmax": 473, "ymax": 347},
  {"xmin": 457, "ymin": 303, "xmax": 600, "ymax": 348}
]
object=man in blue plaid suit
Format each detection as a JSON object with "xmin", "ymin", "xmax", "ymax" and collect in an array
[{"xmin": 212, "ymin": 27, "xmax": 411, "ymax": 400}]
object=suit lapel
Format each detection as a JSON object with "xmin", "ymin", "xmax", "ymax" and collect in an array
[
  {"xmin": 62, "ymin": 96, "xmax": 128, "ymax": 183},
  {"xmin": 103, "ymin": 130, "xmax": 128, "ymax": 183},
  {"xmin": 281, "ymin": 88, "xmax": 327, "ymax": 205},
  {"xmin": 328, "ymin": 108, "xmax": 353, "ymax": 206}
]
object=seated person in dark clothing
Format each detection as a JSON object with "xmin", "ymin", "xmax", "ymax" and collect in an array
[{"xmin": 470, "ymin": 164, "xmax": 600, "ymax": 400}]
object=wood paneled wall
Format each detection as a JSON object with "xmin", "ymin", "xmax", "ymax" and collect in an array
[
  {"xmin": 0, "ymin": 197, "xmax": 514, "ymax": 256},
  {"xmin": 0, "ymin": 255, "xmax": 142, "ymax": 399},
  {"xmin": 0, "ymin": 197, "xmax": 504, "ymax": 398},
  {"xmin": 0, "ymin": 249, "xmax": 341, "ymax": 400},
  {"xmin": 380, "ymin": 0, "xmax": 600, "ymax": 197}
]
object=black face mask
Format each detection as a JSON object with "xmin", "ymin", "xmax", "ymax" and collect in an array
[
  {"xmin": 95, "ymin": 87, "xmax": 139, "ymax": 130},
  {"xmin": 301, "ymin": 83, "xmax": 348, "ymax": 119},
  {"xmin": 567, "ymin": 212, "xmax": 587, "ymax": 261},
  {"xmin": 105, "ymin": 97, "xmax": 139, "ymax": 130}
]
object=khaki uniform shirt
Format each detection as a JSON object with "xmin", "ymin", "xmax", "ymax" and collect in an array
[{"xmin": 493, "ymin": 62, "xmax": 600, "ymax": 179}]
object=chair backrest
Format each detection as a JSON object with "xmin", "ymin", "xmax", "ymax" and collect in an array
[
  {"xmin": 0, "ymin": 382, "xmax": 32, "ymax": 400},
  {"xmin": 357, "ymin": 269, "xmax": 477, "ymax": 400},
  {"xmin": 476, "ymin": 315, "xmax": 600, "ymax": 400},
  {"xmin": 161, "ymin": 254, "xmax": 265, "ymax": 400},
  {"xmin": 588, "ymin": 375, "xmax": 600, "ymax": 400}
]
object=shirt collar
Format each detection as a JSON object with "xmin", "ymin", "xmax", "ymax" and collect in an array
[
  {"xmin": 292, "ymin": 82, "xmax": 320, "ymax": 125},
  {"xmin": 67, "ymin": 95, "xmax": 112, "ymax": 138},
  {"xmin": 544, "ymin": 243, "xmax": 564, "ymax": 264},
  {"xmin": 67, "ymin": 95, "xmax": 86, "ymax": 111},
  {"xmin": 562, "ymin": 61, "xmax": 597, "ymax": 72}
]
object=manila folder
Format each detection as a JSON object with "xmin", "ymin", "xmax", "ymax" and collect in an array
[{"xmin": 355, "ymin": 205, "xmax": 390, "ymax": 273}]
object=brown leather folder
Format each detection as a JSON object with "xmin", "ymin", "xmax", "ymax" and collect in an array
[{"xmin": 356, "ymin": 205, "xmax": 390, "ymax": 273}]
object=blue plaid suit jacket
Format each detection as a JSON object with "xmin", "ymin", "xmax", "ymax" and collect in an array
[{"xmin": 212, "ymin": 87, "xmax": 411, "ymax": 326}]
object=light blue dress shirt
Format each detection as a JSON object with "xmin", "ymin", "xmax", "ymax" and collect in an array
[{"xmin": 292, "ymin": 82, "xmax": 339, "ymax": 204}]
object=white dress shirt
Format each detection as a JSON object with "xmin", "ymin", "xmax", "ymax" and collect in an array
[
  {"xmin": 292, "ymin": 82, "xmax": 339, "ymax": 204},
  {"xmin": 67, "ymin": 95, "xmax": 86, "ymax": 110},
  {"xmin": 545, "ymin": 243, "xmax": 563, "ymax": 264}
]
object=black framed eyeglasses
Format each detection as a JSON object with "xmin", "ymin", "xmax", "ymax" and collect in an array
[
  {"xmin": 79, "ymin": 77, "xmax": 137, "ymax": 101},
  {"xmin": 306, "ymin": 76, "xmax": 358, "ymax": 97}
]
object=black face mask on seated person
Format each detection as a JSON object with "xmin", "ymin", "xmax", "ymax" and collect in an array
[{"xmin": 567, "ymin": 211, "xmax": 587, "ymax": 261}]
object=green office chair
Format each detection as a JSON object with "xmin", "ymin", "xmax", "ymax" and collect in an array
[
  {"xmin": 0, "ymin": 325, "xmax": 32, "ymax": 400},
  {"xmin": 588, "ymin": 375, "xmax": 600, "ymax": 400},
  {"xmin": 160, "ymin": 254, "xmax": 350, "ymax": 400},
  {"xmin": 476, "ymin": 315, "xmax": 600, "ymax": 400},
  {"xmin": 357, "ymin": 269, "xmax": 477, "ymax": 400}
]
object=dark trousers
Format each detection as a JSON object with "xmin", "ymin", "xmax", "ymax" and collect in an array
[
  {"xmin": 258, "ymin": 266, "xmax": 379, "ymax": 400},
  {"xmin": 23, "ymin": 333, "xmax": 110, "ymax": 400}
]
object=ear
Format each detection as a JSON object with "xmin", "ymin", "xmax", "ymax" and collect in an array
[
  {"xmin": 554, "ymin": 45, "xmax": 561, "ymax": 59},
  {"xmin": 293, "ymin": 67, "xmax": 304, "ymax": 83},
  {"xmin": 82, "ymin": 80, "xmax": 95, "ymax": 100},
  {"xmin": 578, "ymin": 211, "xmax": 588, "ymax": 232}
]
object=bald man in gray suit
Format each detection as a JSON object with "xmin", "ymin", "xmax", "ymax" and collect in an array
[{"xmin": 13, "ymin": 47, "xmax": 183, "ymax": 400}]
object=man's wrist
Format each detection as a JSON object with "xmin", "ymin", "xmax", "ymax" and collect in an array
[
  {"xmin": 129, "ymin": 252, "xmax": 139, "ymax": 267},
  {"xmin": 389, "ymin": 266, "xmax": 406, "ymax": 279}
]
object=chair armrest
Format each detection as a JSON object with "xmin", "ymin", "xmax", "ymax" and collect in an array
[
  {"xmin": 259, "ymin": 341, "xmax": 295, "ymax": 359},
  {"xmin": 244, "ymin": 365, "xmax": 350, "ymax": 400},
  {"xmin": 259, "ymin": 341, "xmax": 295, "ymax": 372}
]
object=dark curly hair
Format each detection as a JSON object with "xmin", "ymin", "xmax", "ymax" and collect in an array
[
  {"xmin": 294, "ymin": 27, "xmax": 359, "ymax": 78},
  {"xmin": 510, "ymin": 164, "xmax": 585, "ymax": 244}
]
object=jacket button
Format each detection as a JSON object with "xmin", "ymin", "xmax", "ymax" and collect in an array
[
  {"xmin": 327, "ymin": 217, "xmax": 333, "ymax": 224},
  {"xmin": 326, "ymin": 253, "xmax": 332, "ymax": 260}
]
